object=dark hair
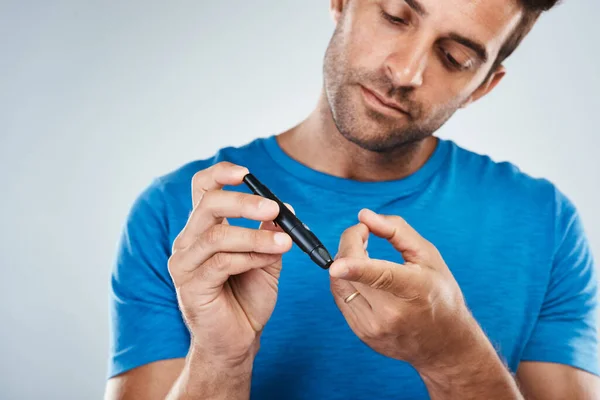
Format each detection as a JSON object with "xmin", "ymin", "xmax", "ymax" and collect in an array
[{"xmin": 491, "ymin": 0, "xmax": 561, "ymax": 72}]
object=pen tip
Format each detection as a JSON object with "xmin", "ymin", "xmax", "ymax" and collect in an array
[{"xmin": 310, "ymin": 246, "xmax": 334, "ymax": 269}]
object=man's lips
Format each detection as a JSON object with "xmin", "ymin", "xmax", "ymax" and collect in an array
[{"xmin": 360, "ymin": 85, "xmax": 411, "ymax": 117}]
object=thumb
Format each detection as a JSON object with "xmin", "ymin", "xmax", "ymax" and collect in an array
[
  {"xmin": 259, "ymin": 202, "xmax": 294, "ymax": 232},
  {"xmin": 329, "ymin": 257, "xmax": 417, "ymax": 293}
]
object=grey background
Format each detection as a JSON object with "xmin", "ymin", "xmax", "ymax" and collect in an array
[{"xmin": 1, "ymin": 1, "xmax": 598, "ymax": 399}]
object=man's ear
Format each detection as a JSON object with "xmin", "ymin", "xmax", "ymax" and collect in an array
[
  {"xmin": 461, "ymin": 65, "xmax": 506, "ymax": 108},
  {"xmin": 330, "ymin": 0, "xmax": 345, "ymax": 24}
]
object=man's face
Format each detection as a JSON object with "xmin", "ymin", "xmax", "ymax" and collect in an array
[{"xmin": 324, "ymin": 0, "xmax": 523, "ymax": 152}]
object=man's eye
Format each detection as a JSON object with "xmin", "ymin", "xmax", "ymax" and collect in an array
[
  {"xmin": 381, "ymin": 10, "xmax": 408, "ymax": 26},
  {"xmin": 446, "ymin": 53, "xmax": 462, "ymax": 68},
  {"xmin": 440, "ymin": 48, "xmax": 471, "ymax": 71}
]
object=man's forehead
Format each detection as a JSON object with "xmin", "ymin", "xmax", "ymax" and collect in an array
[
  {"xmin": 431, "ymin": 0, "xmax": 523, "ymax": 50},
  {"xmin": 365, "ymin": 0, "xmax": 525, "ymax": 58}
]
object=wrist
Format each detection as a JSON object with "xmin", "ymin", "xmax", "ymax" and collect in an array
[
  {"xmin": 416, "ymin": 328, "xmax": 492, "ymax": 388},
  {"xmin": 167, "ymin": 343, "xmax": 255, "ymax": 400},
  {"xmin": 188, "ymin": 341, "xmax": 256, "ymax": 378},
  {"xmin": 413, "ymin": 312, "xmax": 485, "ymax": 378},
  {"xmin": 413, "ymin": 315, "xmax": 522, "ymax": 399}
]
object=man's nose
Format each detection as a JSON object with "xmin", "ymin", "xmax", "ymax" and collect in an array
[{"xmin": 383, "ymin": 42, "xmax": 428, "ymax": 89}]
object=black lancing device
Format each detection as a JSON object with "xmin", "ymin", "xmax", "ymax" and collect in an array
[{"xmin": 243, "ymin": 173, "xmax": 333, "ymax": 269}]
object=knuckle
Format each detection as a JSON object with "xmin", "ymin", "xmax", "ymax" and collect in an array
[
  {"xmin": 251, "ymin": 229, "xmax": 266, "ymax": 251},
  {"xmin": 215, "ymin": 161, "xmax": 234, "ymax": 171},
  {"xmin": 420, "ymin": 241, "xmax": 439, "ymax": 261},
  {"xmin": 381, "ymin": 307, "xmax": 403, "ymax": 327},
  {"xmin": 197, "ymin": 190, "xmax": 221, "ymax": 216},
  {"xmin": 191, "ymin": 171, "xmax": 210, "ymax": 205},
  {"xmin": 380, "ymin": 316, "xmax": 395, "ymax": 332},
  {"xmin": 204, "ymin": 225, "xmax": 227, "ymax": 247},
  {"xmin": 213, "ymin": 161, "xmax": 235, "ymax": 179},
  {"xmin": 211, "ymin": 252, "xmax": 232, "ymax": 269},
  {"xmin": 192, "ymin": 161, "xmax": 237, "ymax": 191},
  {"xmin": 172, "ymin": 233, "xmax": 185, "ymax": 251},
  {"xmin": 247, "ymin": 251, "xmax": 261, "ymax": 264},
  {"xmin": 371, "ymin": 268, "xmax": 395, "ymax": 290},
  {"xmin": 167, "ymin": 252, "xmax": 181, "ymax": 275},
  {"xmin": 389, "ymin": 215, "xmax": 407, "ymax": 227},
  {"xmin": 177, "ymin": 287, "xmax": 199, "ymax": 311},
  {"xmin": 237, "ymin": 192, "xmax": 255, "ymax": 210},
  {"xmin": 191, "ymin": 170, "xmax": 205, "ymax": 186},
  {"xmin": 367, "ymin": 320, "xmax": 385, "ymax": 338},
  {"xmin": 192, "ymin": 170, "xmax": 209, "ymax": 191}
]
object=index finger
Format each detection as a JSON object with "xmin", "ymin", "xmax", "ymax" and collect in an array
[
  {"xmin": 173, "ymin": 162, "xmax": 250, "ymax": 252},
  {"xmin": 191, "ymin": 161, "xmax": 249, "ymax": 206},
  {"xmin": 336, "ymin": 223, "xmax": 369, "ymax": 260},
  {"xmin": 358, "ymin": 209, "xmax": 429, "ymax": 264}
]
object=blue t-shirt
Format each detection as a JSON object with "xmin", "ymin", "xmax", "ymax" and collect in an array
[{"xmin": 108, "ymin": 136, "xmax": 599, "ymax": 399}]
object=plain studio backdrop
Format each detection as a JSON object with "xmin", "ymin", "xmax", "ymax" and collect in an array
[{"xmin": 1, "ymin": 1, "xmax": 599, "ymax": 399}]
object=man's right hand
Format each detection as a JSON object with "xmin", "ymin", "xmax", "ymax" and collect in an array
[{"xmin": 168, "ymin": 161, "xmax": 293, "ymax": 370}]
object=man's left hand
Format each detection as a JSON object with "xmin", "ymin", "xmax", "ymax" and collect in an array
[{"xmin": 329, "ymin": 208, "xmax": 482, "ymax": 371}]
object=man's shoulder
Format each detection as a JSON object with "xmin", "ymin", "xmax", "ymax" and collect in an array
[
  {"xmin": 128, "ymin": 136, "xmax": 269, "ymax": 221},
  {"xmin": 446, "ymin": 141, "xmax": 583, "ymax": 253},
  {"xmin": 150, "ymin": 136, "xmax": 268, "ymax": 194},
  {"xmin": 449, "ymin": 140, "xmax": 560, "ymax": 210}
]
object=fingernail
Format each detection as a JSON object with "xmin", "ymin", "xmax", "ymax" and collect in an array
[
  {"xmin": 367, "ymin": 209, "xmax": 381, "ymax": 218},
  {"xmin": 370, "ymin": 211, "xmax": 386, "ymax": 224},
  {"xmin": 274, "ymin": 232, "xmax": 289, "ymax": 246},
  {"xmin": 361, "ymin": 208, "xmax": 377, "ymax": 220},
  {"xmin": 259, "ymin": 199, "xmax": 278, "ymax": 212},
  {"xmin": 234, "ymin": 166, "xmax": 249, "ymax": 177}
]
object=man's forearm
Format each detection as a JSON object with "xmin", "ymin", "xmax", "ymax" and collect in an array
[
  {"xmin": 166, "ymin": 346, "xmax": 254, "ymax": 400},
  {"xmin": 415, "ymin": 321, "xmax": 524, "ymax": 400}
]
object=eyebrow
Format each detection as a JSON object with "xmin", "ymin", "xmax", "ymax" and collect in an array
[
  {"xmin": 404, "ymin": 0, "xmax": 427, "ymax": 17},
  {"xmin": 402, "ymin": 0, "xmax": 489, "ymax": 64},
  {"xmin": 448, "ymin": 33, "xmax": 489, "ymax": 63}
]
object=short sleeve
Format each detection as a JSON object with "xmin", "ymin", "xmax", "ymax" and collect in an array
[
  {"xmin": 520, "ymin": 188, "xmax": 599, "ymax": 376},
  {"xmin": 107, "ymin": 178, "xmax": 190, "ymax": 378}
]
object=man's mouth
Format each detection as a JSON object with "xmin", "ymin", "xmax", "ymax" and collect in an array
[{"xmin": 360, "ymin": 85, "xmax": 411, "ymax": 118}]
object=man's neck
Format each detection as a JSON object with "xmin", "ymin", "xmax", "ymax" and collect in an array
[{"xmin": 276, "ymin": 93, "xmax": 439, "ymax": 182}]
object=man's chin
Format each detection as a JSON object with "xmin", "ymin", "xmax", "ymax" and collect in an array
[
  {"xmin": 342, "ymin": 134, "xmax": 390, "ymax": 153},
  {"xmin": 339, "ymin": 130, "xmax": 422, "ymax": 153}
]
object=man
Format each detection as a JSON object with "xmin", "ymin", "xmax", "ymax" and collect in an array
[{"xmin": 105, "ymin": 0, "xmax": 599, "ymax": 399}]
